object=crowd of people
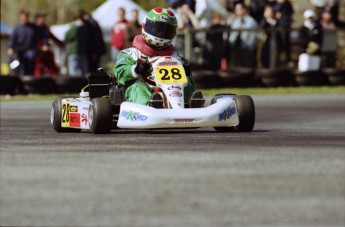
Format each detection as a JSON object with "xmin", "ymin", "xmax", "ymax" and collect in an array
[
  {"xmin": 7, "ymin": 9, "xmax": 107, "ymax": 77},
  {"xmin": 7, "ymin": 0, "xmax": 344, "ymax": 77},
  {"xmin": 194, "ymin": 0, "xmax": 344, "ymax": 69}
]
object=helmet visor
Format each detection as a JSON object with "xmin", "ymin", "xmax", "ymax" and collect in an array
[{"xmin": 144, "ymin": 19, "xmax": 176, "ymax": 40}]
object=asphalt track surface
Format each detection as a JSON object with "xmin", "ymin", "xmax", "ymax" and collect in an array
[{"xmin": 0, "ymin": 94, "xmax": 344, "ymax": 226}]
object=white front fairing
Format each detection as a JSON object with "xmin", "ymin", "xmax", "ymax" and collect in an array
[{"xmin": 117, "ymin": 97, "xmax": 239, "ymax": 129}]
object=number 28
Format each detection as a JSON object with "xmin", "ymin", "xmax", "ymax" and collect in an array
[
  {"xmin": 62, "ymin": 103, "xmax": 69, "ymax": 123},
  {"xmin": 160, "ymin": 68, "xmax": 182, "ymax": 80}
]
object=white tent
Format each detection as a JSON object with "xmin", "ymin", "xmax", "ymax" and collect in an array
[{"xmin": 50, "ymin": 0, "xmax": 147, "ymax": 41}]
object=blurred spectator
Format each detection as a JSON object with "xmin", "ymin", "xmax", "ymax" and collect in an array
[
  {"xmin": 169, "ymin": 0, "xmax": 199, "ymax": 55},
  {"xmin": 64, "ymin": 12, "xmax": 90, "ymax": 76},
  {"xmin": 299, "ymin": 9, "xmax": 323, "ymax": 56},
  {"xmin": 225, "ymin": 0, "xmax": 244, "ymax": 13},
  {"xmin": 110, "ymin": 7, "xmax": 128, "ymax": 62},
  {"xmin": 331, "ymin": 0, "xmax": 345, "ymax": 28},
  {"xmin": 320, "ymin": 10, "xmax": 337, "ymax": 67},
  {"xmin": 250, "ymin": 0, "xmax": 269, "ymax": 23},
  {"xmin": 310, "ymin": 0, "xmax": 345, "ymax": 27},
  {"xmin": 8, "ymin": 9, "xmax": 48, "ymax": 76},
  {"xmin": 204, "ymin": 14, "xmax": 227, "ymax": 70},
  {"xmin": 34, "ymin": 12, "xmax": 64, "ymax": 76},
  {"xmin": 310, "ymin": 0, "xmax": 335, "ymax": 18},
  {"xmin": 260, "ymin": 4, "xmax": 282, "ymax": 68},
  {"xmin": 195, "ymin": 0, "xmax": 229, "ymax": 28},
  {"xmin": 320, "ymin": 10, "xmax": 336, "ymax": 29},
  {"xmin": 229, "ymin": 3, "xmax": 258, "ymax": 68},
  {"xmin": 185, "ymin": 0, "xmax": 196, "ymax": 13},
  {"xmin": 274, "ymin": 0, "xmax": 294, "ymax": 62},
  {"xmin": 124, "ymin": 9, "xmax": 141, "ymax": 49},
  {"xmin": 274, "ymin": 0, "xmax": 293, "ymax": 27},
  {"xmin": 167, "ymin": 0, "xmax": 196, "ymax": 12},
  {"xmin": 167, "ymin": 0, "xmax": 184, "ymax": 11},
  {"xmin": 176, "ymin": 2, "xmax": 199, "ymax": 30},
  {"xmin": 81, "ymin": 10, "xmax": 107, "ymax": 72}
]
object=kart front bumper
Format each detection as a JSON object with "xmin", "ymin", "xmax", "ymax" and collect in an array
[{"xmin": 117, "ymin": 98, "xmax": 239, "ymax": 129}]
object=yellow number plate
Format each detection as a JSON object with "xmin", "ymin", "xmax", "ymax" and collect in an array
[
  {"xmin": 154, "ymin": 65, "xmax": 187, "ymax": 84},
  {"xmin": 61, "ymin": 101, "xmax": 70, "ymax": 127}
]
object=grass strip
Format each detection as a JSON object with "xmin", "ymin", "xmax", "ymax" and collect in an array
[
  {"xmin": 1, "ymin": 86, "xmax": 344, "ymax": 102},
  {"xmin": 201, "ymin": 86, "xmax": 345, "ymax": 96},
  {"xmin": 0, "ymin": 94, "xmax": 76, "ymax": 102}
]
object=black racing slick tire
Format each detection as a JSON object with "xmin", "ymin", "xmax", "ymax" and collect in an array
[
  {"xmin": 233, "ymin": 95, "xmax": 255, "ymax": 132},
  {"xmin": 0, "ymin": 76, "xmax": 20, "ymax": 95},
  {"xmin": 218, "ymin": 67, "xmax": 256, "ymax": 87},
  {"xmin": 89, "ymin": 98, "xmax": 112, "ymax": 134},
  {"xmin": 51, "ymin": 97, "xmax": 81, "ymax": 132},
  {"xmin": 324, "ymin": 68, "xmax": 345, "ymax": 85},
  {"xmin": 213, "ymin": 95, "xmax": 255, "ymax": 132},
  {"xmin": 21, "ymin": 76, "xmax": 57, "ymax": 94},
  {"xmin": 256, "ymin": 68, "xmax": 294, "ymax": 87},
  {"xmin": 294, "ymin": 70, "xmax": 327, "ymax": 86}
]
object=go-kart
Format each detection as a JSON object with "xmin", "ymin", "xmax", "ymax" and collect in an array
[{"xmin": 51, "ymin": 56, "xmax": 255, "ymax": 134}]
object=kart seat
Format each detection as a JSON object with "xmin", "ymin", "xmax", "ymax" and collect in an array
[{"xmin": 88, "ymin": 69, "xmax": 111, "ymax": 99}]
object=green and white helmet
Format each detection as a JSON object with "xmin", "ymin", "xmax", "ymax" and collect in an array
[{"xmin": 142, "ymin": 8, "xmax": 178, "ymax": 49}]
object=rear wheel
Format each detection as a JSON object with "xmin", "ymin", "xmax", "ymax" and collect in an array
[
  {"xmin": 89, "ymin": 98, "xmax": 112, "ymax": 134},
  {"xmin": 51, "ymin": 97, "xmax": 81, "ymax": 132},
  {"xmin": 213, "ymin": 95, "xmax": 255, "ymax": 132}
]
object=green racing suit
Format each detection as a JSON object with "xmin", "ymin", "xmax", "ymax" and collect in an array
[{"xmin": 113, "ymin": 47, "xmax": 196, "ymax": 106}]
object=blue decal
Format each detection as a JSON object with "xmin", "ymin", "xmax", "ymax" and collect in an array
[
  {"xmin": 121, "ymin": 111, "xmax": 148, "ymax": 121},
  {"xmin": 218, "ymin": 106, "xmax": 236, "ymax": 121}
]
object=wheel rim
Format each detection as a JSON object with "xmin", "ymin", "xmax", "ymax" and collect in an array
[
  {"xmin": 88, "ymin": 105, "xmax": 94, "ymax": 128},
  {"xmin": 50, "ymin": 106, "xmax": 54, "ymax": 125}
]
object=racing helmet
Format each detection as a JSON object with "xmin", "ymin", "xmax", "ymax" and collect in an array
[{"xmin": 142, "ymin": 8, "xmax": 177, "ymax": 49}]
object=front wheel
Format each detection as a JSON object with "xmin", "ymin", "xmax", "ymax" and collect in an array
[
  {"xmin": 213, "ymin": 95, "xmax": 255, "ymax": 132},
  {"xmin": 89, "ymin": 98, "xmax": 112, "ymax": 134},
  {"xmin": 232, "ymin": 95, "xmax": 255, "ymax": 132}
]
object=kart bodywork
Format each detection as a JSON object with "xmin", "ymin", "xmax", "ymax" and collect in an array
[{"xmin": 51, "ymin": 57, "xmax": 255, "ymax": 133}]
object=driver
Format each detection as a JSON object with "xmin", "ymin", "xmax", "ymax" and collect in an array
[{"xmin": 113, "ymin": 7, "xmax": 203, "ymax": 108}]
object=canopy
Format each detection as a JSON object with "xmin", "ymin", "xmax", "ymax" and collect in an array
[{"xmin": 50, "ymin": 0, "xmax": 147, "ymax": 41}]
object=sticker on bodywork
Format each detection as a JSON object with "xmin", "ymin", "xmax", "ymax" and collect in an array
[
  {"xmin": 69, "ymin": 113, "xmax": 81, "ymax": 127},
  {"xmin": 61, "ymin": 101, "xmax": 70, "ymax": 127},
  {"xmin": 121, "ymin": 111, "xmax": 148, "ymax": 121},
  {"xmin": 154, "ymin": 65, "xmax": 187, "ymax": 84},
  {"xmin": 61, "ymin": 101, "xmax": 81, "ymax": 127},
  {"xmin": 219, "ymin": 106, "xmax": 236, "ymax": 121}
]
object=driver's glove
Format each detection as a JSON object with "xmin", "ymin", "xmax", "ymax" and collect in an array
[{"xmin": 134, "ymin": 59, "xmax": 152, "ymax": 76}]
